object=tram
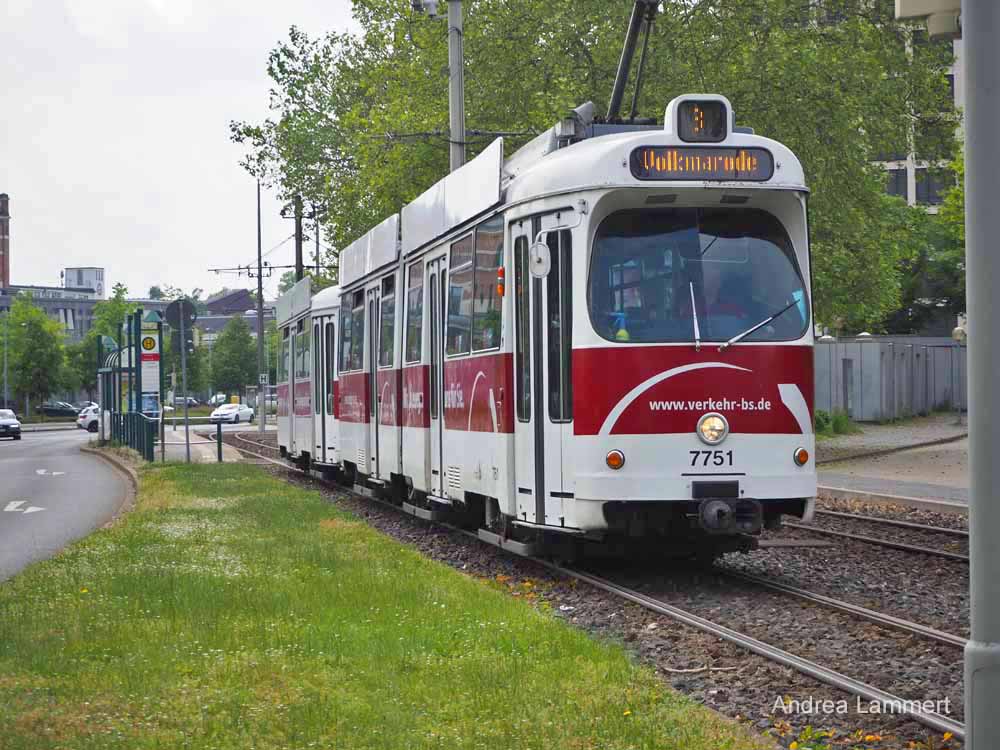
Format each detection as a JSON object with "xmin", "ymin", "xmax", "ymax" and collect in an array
[{"xmin": 278, "ymin": 92, "xmax": 816, "ymax": 555}]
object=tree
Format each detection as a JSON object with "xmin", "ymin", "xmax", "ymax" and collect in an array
[
  {"xmin": 148, "ymin": 285, "xmax": 165, "ymax": 300},
  {"xmin": 90, "ymin": 283, "xmax": 131, "ymax": 341},
  {"xmin": 63, "ymin": 340, "xmax": 97, "ymax": 400},
  {"xmin": 210, "ymin": 316, "xmax": 257, "ymax": 398},
  {"xmin": 7, "ymin": 296, "xmax": 65, "ymax": 412},
  {"xmin": 233, "ymin": 0, "xmax": 957, "ymax": 330},
  {"xmin": 277, "ymin": 269, "xmax": 336, "ymax": 295}
]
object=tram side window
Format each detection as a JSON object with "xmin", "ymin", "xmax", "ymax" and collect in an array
[
  {"xmin": 472, "ymin": 216, "xmax": 504, "ymax": 351},
  {"xmin": 295, "ymin": 321, "xmax": 311, "ymax": 381},
  {"xmin": 547, "ymin": 230, "xmax": 572, "ymax": 422},
  {"xmin": 514, "ymin": 235, "xmax": 530, "ymax": 422},
  {"xmin": 405, "ymin": 262, "xmax": 423, "ymax": 363},
  {"xmin": 339, "ymin": 291, "xmax": 365, "ymax": 372},
  {"xmin": 379, "ymin": 276, "xmax": 395, "ymax": 368},
  {"xmin": 279, "ymin": 329, "xmax": 289, "ymax": 383},
  {"xmin": 313, "ymin": 325, "xmax": 322, "ymax": 414},
  {"xmin": 446, "ymin": 233, "xmax": 474, "ymax": 355},
  {"xmin": 351, "ymin": 292, "xmax": 365, "ymax": 371},
  {"xmin": 339, "ymin": 302, "xmax": 353, "ymax": 372},
  {"xmin": 325, "ymin": 321, "xmax": 335, "ymax": 416}
]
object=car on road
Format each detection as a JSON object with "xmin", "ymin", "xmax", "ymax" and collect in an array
[
  {"xmin": 74, "ymin": 401, "xmax": 98, "ymax": 412},
  {"xmin": 41, "ymin": 401, "xmax": 79, "ymax": 418},
  {"xmin": 77, "ymin": 406, "xmax": 100, "ymax": 433},
  {"xmin": 210, "ymin": 403, "xmax": 254, "ymax": 424},
  {"xmin": 173, "ymin": 396, "xmax": 200, "ymax": 408},
  {"xmin": 207, "ymin": 393, "xmax": 228, "ymax": 407},
  {"xmin": 0, "ymin": 409, "xmax": 21, "ymax": 440}
]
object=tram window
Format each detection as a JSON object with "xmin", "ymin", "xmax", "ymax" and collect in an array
[
  {"xmin": 296, "ymin": 324, "xmax": 311, "ymax": 381},
  {"xmin": 279, "ymin": 329, "xmax": 289, "ymax": 383},
  {"xmin": 514, "ymin": 235, "xmax": 530, "ymax": 422},
  {"xmin": 547, "ymin": 230, "xmax": 572, "ymax": 422},
  {"xmin": 351, "ymin": 292, "xmax": 365, "ymax": 371},
  {"xmin": 379, "ymin": 276, "xmax": 395, "ymax": 368},
  {"xmin": 405, "ymin": 262, "xmax": 423, "ymax": 363},
  {"xmin": 339, "ymin": 303, "xmax": 353, "ymax": 372},
  {"xmin": 325, "ymin": 321, "xmax": 335, "ymax": 416},
  {"xmin": 472, "ymin": 216, "xmax": 503, "ymax": 351},
  {"xmin": 447, "ymin": 234, "xmax": 474, "ymax": 355},
  {"xmin": 589, "ymin": 208, "xmax": 808, "ymax": 344},
  {"xmin": 313, "ymin": 325, "xmax": 322, "ymax": 414}
]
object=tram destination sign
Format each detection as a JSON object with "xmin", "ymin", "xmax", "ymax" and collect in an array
[{"xmin": 630, "ymin": 146, "xmax": 774, "ymax": 182}]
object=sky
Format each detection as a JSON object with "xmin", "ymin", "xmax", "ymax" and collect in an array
[{"xmin": 0, "ymin": 0, "xmax": 356, "ymax": 303}]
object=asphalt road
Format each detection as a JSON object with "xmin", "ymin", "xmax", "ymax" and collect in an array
[{"xmin": 0, "ymin": 429, "xmax": 128, "ymax": 582}]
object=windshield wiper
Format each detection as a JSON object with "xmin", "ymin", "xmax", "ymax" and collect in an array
[
  {"xmin": 718, "ymin": 298, "xmax": 799, "ymax": 352},
  {"xmin": 689, "ymin": 281, "xmax": 701, "ymax": 351}
]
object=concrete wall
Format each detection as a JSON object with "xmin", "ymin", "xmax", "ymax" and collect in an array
[{"xmin": 815, "ymin": 337, "xmax": 967, "ymax": 421}]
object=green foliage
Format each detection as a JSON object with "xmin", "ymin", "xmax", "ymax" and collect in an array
[
  {"xmin": 210, "ymin": 316, "xmax": 257, "ymax": 397},
  {"xmin": 89, "ymin": 283, "xmax": 131, "ymax": 342},
  {"xmin": 7, "ymin": 295, "xmax": 65, "ymax": 410},
  {"xmin": 939, "ymin": 147, "xmax": 965, "ymax": 245},
  {"xmin": 62, "ymin": 340, "xmax": 97, "ymax": 399},
  {"xmin": 814, "ymin": 409, "xmax": 832, "ymax": 435},
  {"xmin": 233, "ymin": 0, "xmax": 956, "ymax": 329},
  {"xmin": 831, "ymin": 410, "xmax": 856, "ymax": 435}
]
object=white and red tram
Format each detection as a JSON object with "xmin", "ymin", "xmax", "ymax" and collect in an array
[{"xmin": 278, "ymin": 94, "xmax": 817, "ymax": 555}]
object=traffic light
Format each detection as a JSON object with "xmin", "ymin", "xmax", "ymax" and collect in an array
[{"xmin": 170, "ymin": 326, "xmax": 195, "ymax": 357}]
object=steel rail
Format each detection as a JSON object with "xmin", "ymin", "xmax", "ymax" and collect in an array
[
  {"xmin": 227, "ymin": 441, "xmax": 967, "ymax": 741},
  {"xmin": 784, "ymin": 521, "xmax": 969, "ymax": 563},
  {"xmin": 719, "ymin": 568, "xmax": 967, "ymax": 648},
  {"xmin": 815, "ymin": 509, "xmax": 969, "ymax": 538}
]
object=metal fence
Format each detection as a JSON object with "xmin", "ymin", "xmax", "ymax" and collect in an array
[
  {"xmin": 110, "ymin": 411, "xmax": 158, "ymax": 461},
  {"xmin": 815, "ymin": 337, "xmax": 967, "ymax": 421}
]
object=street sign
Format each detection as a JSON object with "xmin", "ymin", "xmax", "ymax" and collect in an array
[
  {"xmin": 140, "ymin": 326, "xmax": 160, "ymax": 404},
  {"xmin": 164, "ymin": 298, "xmax": 197, "ymax": 329},
  {"xmin": 259, "ymin": 373, "xmax": 269, "ymax": 385}
]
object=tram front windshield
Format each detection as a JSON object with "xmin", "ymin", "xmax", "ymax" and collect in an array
[{"xmin": 589, "ymin": 207, "xmax": 808, "ymax": 344}]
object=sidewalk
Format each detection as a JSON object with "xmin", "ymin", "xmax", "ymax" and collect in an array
[
  {"xmin": 157, "ymin": 431, "xmax": 242, "ymax": 463},
  {"xmin": 816, "ymin": 414, "xmax": 968, "ymax": 511}
]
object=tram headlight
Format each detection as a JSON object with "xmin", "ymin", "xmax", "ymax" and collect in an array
[{"xmin": 696, "ymin": 413, "xmax": 729, "ymax": 445}]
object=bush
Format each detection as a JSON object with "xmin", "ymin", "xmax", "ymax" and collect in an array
[
  {"xmin": 831, "ymin": 410, "xmax": 853, "ymax": 434},
  {"xmin": 814, "ymin": 409, "xmax": 832, "ymax": 435}
]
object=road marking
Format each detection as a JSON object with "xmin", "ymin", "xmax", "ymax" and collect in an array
[
  {"xmin": 35, "ymin": 469, "xmax": 66, "ymax": 476},
  {"xmin": 3, "ymin": 501, "xmax": 44, "ymax": 513}
]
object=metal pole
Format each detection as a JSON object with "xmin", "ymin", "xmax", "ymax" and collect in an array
[
  {"xmin": 180, "ymin": 310, "xmax": 190, "ymax": 463},
  {"xmin": 216, "ymin": 421, "xmax": 223, "ymax": 463},
  {"xmin": 964, "ymin": 1, "xmax": 1000, "ymax": 747},
  {"xmin": 294, "ymin": 195, "xmax": 304, "ymax": 281},
  {"xmin": 314, "ymin": 217, "xmax": 321, "ymax": 275},
  {"xmin": 257, "ymin": 181, "xmax": 266, "ymax": 435},
  {"xmin": 607, "ymin": 1, "xmax": 646, "ymax": 121},
  {"xmin": 447, "ymin": 0, "xmax": 465, "ymax": 171},
  {"xmin": 2, "ymin": 312, "xmax": 8, "ymax": 409}
]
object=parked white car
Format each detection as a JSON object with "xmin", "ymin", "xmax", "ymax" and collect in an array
[
  {"xmin": 210, "ymin": 403, "xmax": 254, "ymax": 424},
  {"xmin": 77, "ymin": 405, "xmax": 100, "ymax": 433}
]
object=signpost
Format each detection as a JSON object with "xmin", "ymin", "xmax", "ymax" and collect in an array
[{"xmin": 166, "ymin": 299, "xmax": 198, "ymax": 464}]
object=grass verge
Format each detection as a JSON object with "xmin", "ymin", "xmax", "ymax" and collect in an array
[{"xmin": 0, "ymin": 463, "xmax": 770, "ymax": 750}]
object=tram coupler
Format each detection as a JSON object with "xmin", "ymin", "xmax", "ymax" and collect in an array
[{"xmin": 697, "ymin": 498, "xmax": 762, "ymax": 535}]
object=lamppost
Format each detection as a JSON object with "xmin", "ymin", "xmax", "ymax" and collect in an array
[{"xmin": 2, "ymin": 310, "xmax": 8, "ymax": 409}]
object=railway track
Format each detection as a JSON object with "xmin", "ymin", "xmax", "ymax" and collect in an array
[
  {"xmin": 227, "ymin": 434, "xmax": 966, "ymax": 741},
  {"xmin": 784, "ymin": 520, "xmax": 969, "ymax": 563},
  {"xmin": 815, "ymin": 509, "xmax": 968, "ymax": 537}
]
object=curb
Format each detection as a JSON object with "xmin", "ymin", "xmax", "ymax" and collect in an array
[
  {"xmin": 21, "ymin": 425, "xmax": 80, "ymax": 433},
  {"xmin": 816, "ymin": 432, "xmax": 968, "ymax": 466},
  {"xmin": 80, "ymin": 445, "xmax": 139, "ymax": 525},
  {"xmin": 818, "ymin": 485, "xmax": 967, "ymax": 516}
]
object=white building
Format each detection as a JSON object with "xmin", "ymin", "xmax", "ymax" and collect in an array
[{"xmin": 64, "ymin": 267, "xmax": 106, "ymax": 298}]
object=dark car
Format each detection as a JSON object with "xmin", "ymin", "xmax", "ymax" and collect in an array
[
  {"xmin": 41, "ymin": 401, "xmax": 79, "ymax": 418},
  {"xmin": 173, "ymin": 396, "xmax": 199, "ymax": 408},
  {"xmin": 0, "ymin": 409, "xmax": 21, "ymax": 440}
]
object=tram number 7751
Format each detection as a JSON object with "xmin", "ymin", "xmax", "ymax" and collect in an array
[{"xmin": 689, "ymin": 450, "xmax": 734, "ymax": 467}]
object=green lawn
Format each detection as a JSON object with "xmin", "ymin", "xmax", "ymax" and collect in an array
[{"xmin": 0, "ymin": 463, "xmax": 770, "ymax": 750}]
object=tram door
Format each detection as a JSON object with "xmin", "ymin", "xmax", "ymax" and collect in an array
[
  {"xmin": 426, "ymin": 256, "xmax": 447, "ymax": 498},
  {"xmin": 366, "ymin": 286, "xmax": 380, "ymax": 478},
  {"xmin": 512, "ymin": 215, "xmax": 574, "ymax": 526}
]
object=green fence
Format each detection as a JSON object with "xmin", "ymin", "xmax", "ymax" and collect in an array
[{"xmin": 110, "ymin": 412, "xmax": 158, "ymax": 462}]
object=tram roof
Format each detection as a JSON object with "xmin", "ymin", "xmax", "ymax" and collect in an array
[{"xmin": 311, "ymin": 284, "xmax": 341, "ymax": 313}]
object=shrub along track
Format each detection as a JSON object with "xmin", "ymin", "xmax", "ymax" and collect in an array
[{"xmin": 226, "ymin": 432, "xmax": 965, "ymax": 748}]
